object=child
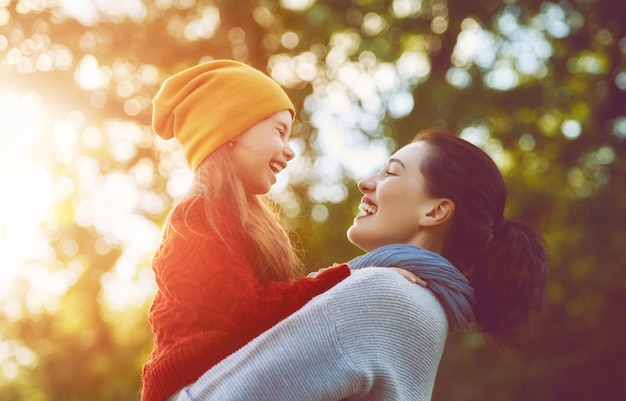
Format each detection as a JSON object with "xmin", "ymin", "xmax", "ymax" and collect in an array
[{"xmin": 140, "ymin": 60, "xmax": 352, "ymax": 401}]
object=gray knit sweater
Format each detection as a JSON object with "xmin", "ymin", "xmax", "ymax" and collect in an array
[{"xmin": 171, "ymin": 268, "xmax": 449, "ymax": 401}]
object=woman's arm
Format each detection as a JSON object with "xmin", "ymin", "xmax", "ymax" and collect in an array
[{"xmin": 173, "ymin": 269, "xmax": 448, "ymax": 401}]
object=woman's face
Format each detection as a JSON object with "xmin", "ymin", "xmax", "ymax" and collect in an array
[
  {"xmin": 347, "ymin": 141, "xmax": 443, "ymax": 252},
  {"xmin": 230, "ymin": 110, "xmax": 294, "ymax": 194}
]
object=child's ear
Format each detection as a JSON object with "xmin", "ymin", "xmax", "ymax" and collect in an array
[{"xmin": 423, "ymin": 199, "xmax": 455, "ymax": 227}]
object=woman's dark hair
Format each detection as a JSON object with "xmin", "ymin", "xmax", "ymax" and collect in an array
[{"xmin": 413, "ymin": 128, "xmax": 548, "ymax": 347}]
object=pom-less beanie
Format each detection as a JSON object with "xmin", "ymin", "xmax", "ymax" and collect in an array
[{"xmin": 152, "ymin": 60, "xmax": 295, "ymax": 171}]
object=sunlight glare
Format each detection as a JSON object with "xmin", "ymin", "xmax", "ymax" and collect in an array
[
  {"xmin": 0, "ymin": 91, "xmax": 55, "ymax": 301},
  {"xmin": 313, "ymin": 104, "xmax": 389, "ymax": 180},
  {"xmin": 56, "ymin": 0, "xmax": 148, "ymax": 25},
  {"xmin": 75, "ymin": 55, "xmax": 110, "ymax": 90},
  {"xmin": 452, "ymin": 19, "xmax": 496, "ymax": 69},
  {"xmin": 280, "ymin": 0, "xmax": 315, "ymax": 12},
  {"xmin": 391, "ymin": 0, "xmax": 423, "ymax": 19}
]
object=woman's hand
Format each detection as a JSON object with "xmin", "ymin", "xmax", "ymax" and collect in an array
[
  {"xmin": 310, "ymin": 265, "xmax": 426, "ymax": 287},
  {"xmin": 387, "ymin": 267, "xmax": 428, "ymax": 287}
]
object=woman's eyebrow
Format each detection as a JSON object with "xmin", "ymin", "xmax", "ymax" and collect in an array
[{"xmin": 388, "ymin": 158, "xmax": 406, "ymax": 170}]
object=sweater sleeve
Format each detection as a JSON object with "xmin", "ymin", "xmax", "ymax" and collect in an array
[
  {"xmin": 241, "ymin": 265, "xmax": 351, "ymax": 336},
  {"xmin": 175, "ymin": 268, "xmax": 449, "ymax": 401},
  {"xmin": 151, "ymin": 200, "xmax": 350, "ymax": 348}
]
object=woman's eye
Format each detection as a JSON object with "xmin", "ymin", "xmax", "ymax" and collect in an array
[{"xmin": 385, "ymin": 170, "xmax": 396, "ymax": 177}]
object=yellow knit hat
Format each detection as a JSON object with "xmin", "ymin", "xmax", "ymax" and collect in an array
[{"xmin": 152, "ymin": 60, "xmax": 295, "ymax": 171}]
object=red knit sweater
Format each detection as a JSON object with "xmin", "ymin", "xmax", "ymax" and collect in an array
[{"xmin": 141, "ymin": 198, "xmax": 351, "ymax": 401}]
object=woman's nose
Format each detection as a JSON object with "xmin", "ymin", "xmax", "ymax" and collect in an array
[{"xmin": 358, "ymin": 176, "xmax": 375, "ymax": 193}]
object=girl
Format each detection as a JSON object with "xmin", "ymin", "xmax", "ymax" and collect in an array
[
  {"xmin": 165, "ymin": 129, "xmax": 549, "ymax": 401},
  {"xmin": 140, "ymin": 60, "xmax": 353, "ymax": 401}
]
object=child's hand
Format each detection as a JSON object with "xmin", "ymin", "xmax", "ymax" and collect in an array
[
  {"xmin": 387, "ymin": 267, "xmax": 427, "ymax": 287},
  {"xmin": 307, "ymin": 263, "xmax": 342, "ymax": 278}
]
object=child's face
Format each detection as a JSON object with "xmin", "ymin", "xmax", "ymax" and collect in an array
[
  {"xmin": 347, "ymin": 141, "xmax": 442, "ymax": 252},
  {"xmin": 231, "ymin": 110, "xmax": 295, "ymax": 194}
]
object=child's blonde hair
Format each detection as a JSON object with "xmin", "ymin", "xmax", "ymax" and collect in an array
[{"xmin": 172, "ymin": 145, "xmax": 303, "ymax": 283}]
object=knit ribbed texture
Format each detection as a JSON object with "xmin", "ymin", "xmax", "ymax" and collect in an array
[
  {"xmin": 174, "ymin": 268, "xmax": 448, "ymax": 401},
  {"xmin": 349, "ymin": 244, "xmax": 476, "ymax": 332}
]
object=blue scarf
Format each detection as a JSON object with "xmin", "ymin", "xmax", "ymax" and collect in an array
[{"xmin": 349, "ymin": 244, "xmax": 475, "ymax": 332}]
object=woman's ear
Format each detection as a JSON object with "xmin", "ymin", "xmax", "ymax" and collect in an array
[{"xmin": 422, "ymin": 198, "xmax": 455, "ymax": 227}]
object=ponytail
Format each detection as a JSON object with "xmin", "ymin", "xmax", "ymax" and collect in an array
[
  {"xmin": 471, "ymin": 219, "xmax": 548, "ymax": 347},
  {"xmin": 413, "ymin": 129, "xmax": 548, "ymax": 348}
]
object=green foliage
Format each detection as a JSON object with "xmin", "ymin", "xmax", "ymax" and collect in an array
[{"xmin": 1, "ymin": 0, "xmax": 625, "ymax": 399}]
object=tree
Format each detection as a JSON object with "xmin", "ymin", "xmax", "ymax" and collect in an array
[{"xmin": 1, "ymin": 0, "xmax": 624, "ymax": 399}]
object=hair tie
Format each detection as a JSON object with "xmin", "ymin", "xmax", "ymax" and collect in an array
[
  {"xmin": 486, "ymin": 217, "xmax": 506, "ymax": 246},
  {"xmin": 493, "ymin": 217, "xmax": 506, "ymax": 235}
]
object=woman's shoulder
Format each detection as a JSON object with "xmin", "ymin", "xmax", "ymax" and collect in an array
[{"xmin": 334, "ymin": 268, "xmax": 448, "ymax": 331}]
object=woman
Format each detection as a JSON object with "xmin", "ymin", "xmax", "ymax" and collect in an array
[{"xmin": 167, "ymin": 129, "xmax": 548, "ymax": 401}]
